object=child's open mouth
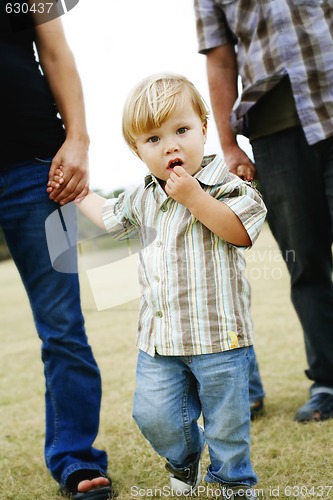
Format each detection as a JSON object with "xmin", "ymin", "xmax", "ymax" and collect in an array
[{"xmin": 168, "ymin": 159, "xmax": 183, "ymax": 169}]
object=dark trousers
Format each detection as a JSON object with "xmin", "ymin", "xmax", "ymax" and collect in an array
[{"xmin": 252, "ymin": 126, "xmax": 333, "ymax": 388}]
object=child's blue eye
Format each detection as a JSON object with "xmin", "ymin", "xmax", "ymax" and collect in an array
[
  {"xmin": 148, "ymin": 136, "xmax": 160, "ymax": 143},
  {"xmin": 177, "ymin": 127, "xmax": 188, "ymax": 135}
]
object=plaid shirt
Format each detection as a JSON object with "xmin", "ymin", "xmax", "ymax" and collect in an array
[
  {"xmin": 195, "ymin": 0, "xmax": 333, "ymax": 145},
  {"xmin": 102, "ymin": 155, "xmax": 266, "ymax": 357}
]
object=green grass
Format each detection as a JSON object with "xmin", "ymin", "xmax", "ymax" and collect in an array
[{"xmin": 1, "ymin": 224, "xmax": 333, "ymax": 499}]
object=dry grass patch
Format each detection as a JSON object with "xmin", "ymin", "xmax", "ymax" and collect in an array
[{"xmin": 1, "ymin": 225, "xmax": 333, "ymax": 499}]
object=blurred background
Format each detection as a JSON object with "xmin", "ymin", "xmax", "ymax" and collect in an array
[{"xmin": 61, "ymin": 0, "xmax": 252, "ymax": 192}]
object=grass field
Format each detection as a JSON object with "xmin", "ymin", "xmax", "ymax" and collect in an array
[{"xmin": 0, "ymin": 224, "xmax": 332, "ymax": 499}]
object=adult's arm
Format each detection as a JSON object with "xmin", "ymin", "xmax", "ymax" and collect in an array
[
  {"xmin": 31, "ymin": 4, "xmax": 90, "ymax": 204},
  {"xmin": 206, "ymin": 44, "xmax": 255, "ymax": 180}
]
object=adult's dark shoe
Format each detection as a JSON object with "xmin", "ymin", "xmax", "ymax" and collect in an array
[
  {"xmin": 295, "ymin": 392, "xmax": 333, "ymax": 422},
  {"xmin": 250, "ymin": 399, "xmax": 264, "ymax": 421}
]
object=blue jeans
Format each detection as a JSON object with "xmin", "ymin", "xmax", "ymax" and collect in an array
[
  {"xmin": 0, "ymin": 159, "xmax": 108, "ymax": 487},
  {"xmin": 133, "ymin": 347, "xmax": 257, "ymax": 487},
  {"xmin": 249, "ymin": 358, "xmax": 265, "ymax": 404},
  {"xmin": 252, "ymin": 127, "xmax": 333, "ymax": 390}
]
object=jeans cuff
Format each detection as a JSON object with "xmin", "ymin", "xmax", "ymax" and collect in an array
[
  {"xmin": 204, "ymin": 466, "xmax": 257, "ymax": 486},
  {"xmin": 60, "ymin": 463, "xmax": 106, "ymax": 489}
]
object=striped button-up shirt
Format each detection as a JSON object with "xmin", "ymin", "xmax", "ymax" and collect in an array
[
  {"xmin": 102, "ymin": 155, "xmax": 266, "ymax": 357},
  {"xmin": 195, "ymin": 0, "xmax": 333, "ymax": 145}
]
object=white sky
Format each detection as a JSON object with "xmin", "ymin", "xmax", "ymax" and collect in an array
[{"xmin": 62, "ymin": 0, "xmax": 251, "ymax": 192}]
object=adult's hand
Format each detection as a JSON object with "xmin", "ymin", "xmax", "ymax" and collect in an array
[
  {"xmin": 224, "ymin": 143, "xmax": 256, "ymax": 181},
  {"xmin": 47, "ymin": 138, "xmax": 89, "ymax": 205}
]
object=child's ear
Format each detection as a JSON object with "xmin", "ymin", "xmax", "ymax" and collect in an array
[{"xmin": 202, "ymin": 120, "xmax": 208, "ymax": 143}]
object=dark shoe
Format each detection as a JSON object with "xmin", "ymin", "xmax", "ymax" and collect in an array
[
  {"xmin": 166, "ymin": 455, "xmax": 202, "ymax": 495},
  {"xmin": 250, "ymin": 399, "xmax": 264, "ymax": 421},
  {"xmin": 61, "ymin": 470, "xmax": 113, "ymax": 499},
  {"xmin": 295, "ymin": 392, "xmax": 333, "ymax": 422},
  {"xmin": 72, "ymin": 488, "xmax": 113, "ymax": 500},
  {"xmin": 220, "ymin": 485, "xmax": 257, "ymax": 499}
]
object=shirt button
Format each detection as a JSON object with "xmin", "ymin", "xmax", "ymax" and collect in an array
[
  {"xmin": 154, "ymin": 275, "xmax": 160, "ymax": 282},
  {"xmin": 161, "ymin": 205, "xmax": 168, "ymax": 212},
  {"xmin": 156, "ymin": 310, "xmax": 163, "ymax": 318},
  {"xmin": 156, "ymin": 241, "xmax": 162, "ymax": 247}
]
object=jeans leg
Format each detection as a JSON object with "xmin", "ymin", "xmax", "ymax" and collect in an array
[
  {"xmin": 252, "ymin": 127, "xmax": 333, "ymax": 388},
  {"xmin": 249, "ymin": 357, "xmax": 265, "ymax": 404},
  {"xmin": 133, "ymin": 351, "xmax": 204, "ymax": 469},
  {"xmin": 0, "ymin": 161, "xmax": 108, "ymax": 486},
  {"xmin": 191, "ymin": 348, "xmax": 257, "ymax": 487}
]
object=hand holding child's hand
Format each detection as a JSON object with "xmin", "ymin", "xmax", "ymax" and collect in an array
[
  {"xmin": 224, "ymin": 144, "xmax": 255, "ymax": 181},
  {"xmin": 165, "ymin": 166, "xmax": 202, "ymax": 208},
  {"xmin": 47, "ymin": 166, "xmax": 64, "ymax": 191},
  {"xmin": 47, "ymin": 166, "xmax": 87, "ymax": 203}
]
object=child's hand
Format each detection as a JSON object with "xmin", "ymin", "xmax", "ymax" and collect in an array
[
  {"xmin": 47, "ymin": 166, "xmax": 88, "ymax": 203},
  {"xmin": 47, "ymin": 166, "xmax": 64, "ymax": 193},
  {"xmin": 165, "ymin": 165, "xmax": 203, "ymax": 207}
]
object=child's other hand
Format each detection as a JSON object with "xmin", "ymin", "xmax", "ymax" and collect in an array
[
  {"xmin": 165, "ymin": 165, "xmax": 202, "ymax": 207},
  {"xmin": 47, "ymin": 166, "xmax": 64, "ymax": 193}
]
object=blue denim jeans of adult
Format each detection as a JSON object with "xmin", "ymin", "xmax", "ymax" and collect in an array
[
  {"xmin": 0, "ymin": 159, "xmax": 108, "ymax": 488},
  {"xmin": 249, "ymin": 358, "xmax": 265, "ymax": 405},
  {"xmin": 252, "ymin": 127, "xmax": 333, "ymax": 391},
  {"xmin": 133, "ymin": 347, "xmax": 258, "ymax": 487}
]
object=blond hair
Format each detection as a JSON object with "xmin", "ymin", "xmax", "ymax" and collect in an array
[{"xmin": 122, "ymin": 72, "xmax": 209, "ymax": 153}]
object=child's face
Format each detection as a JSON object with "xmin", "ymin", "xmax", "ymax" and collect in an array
[{"xmin": 134, "ymin": 95, "xmax": 207, "ymax": 182}]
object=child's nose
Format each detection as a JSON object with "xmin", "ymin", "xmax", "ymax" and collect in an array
[{"xmin": 164, "ymin": 139, "xmax": 179, "ymax": 154}]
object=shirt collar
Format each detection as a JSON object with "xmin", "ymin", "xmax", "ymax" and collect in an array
[{"xmin": 144, "ymin": 154, "xmax": 228, "ymax": 189}]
